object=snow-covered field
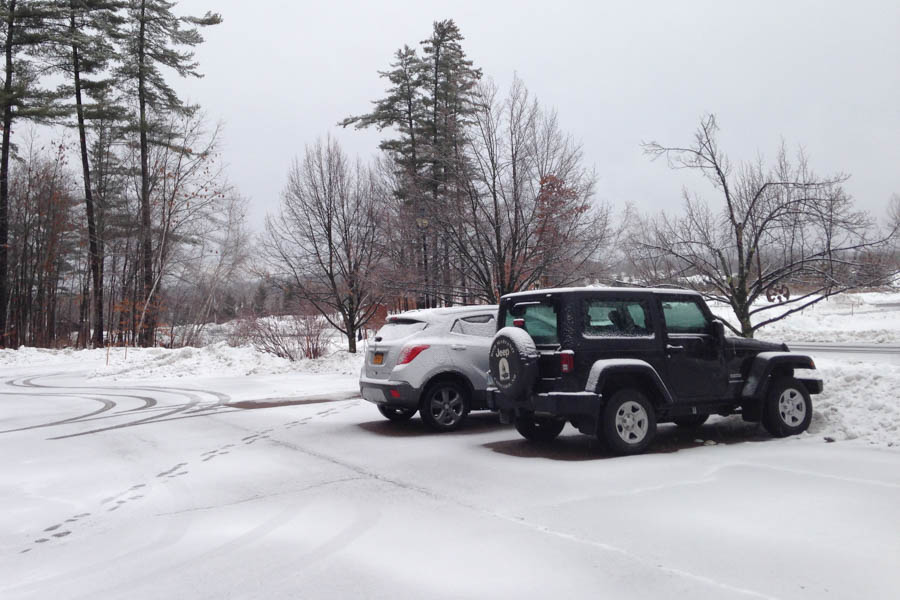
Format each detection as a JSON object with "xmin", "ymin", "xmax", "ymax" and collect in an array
[
  {"xmin": 710, "ymin": 291, "xmax": 900, "ymax": 344},
  {"xmin": 1, "ymin": 292, "xmax": 898, "ymax": 599}
]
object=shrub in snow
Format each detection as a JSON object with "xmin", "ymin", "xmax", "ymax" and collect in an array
[{"xmin": 230, "ymin": 313, "xmax": 330, "ymax": 361}]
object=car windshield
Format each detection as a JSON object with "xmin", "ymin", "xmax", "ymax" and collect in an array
[{"xmin": 375, "ymin": 319, "xmax": 426, "ymax": 341}]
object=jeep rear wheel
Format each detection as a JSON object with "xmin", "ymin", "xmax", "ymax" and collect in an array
[
  {"xmin": 377, "ymin": 405, "xmax": 417, "ymax": 422},
  {"xmin": 601, "ymin": 389, "xmax": 657, "ymax": 455},
  {"xmin": 763, "ymin": 377, "xmax": 812, "ymax": 438},
  {"xmin": 515, "ymin": 416, "xmax": 566, "ymax": 442}
]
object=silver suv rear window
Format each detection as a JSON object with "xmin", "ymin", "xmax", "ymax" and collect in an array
[{"xmin": 376, "ymin": 319, "xmax": 426, "ymax": 341}]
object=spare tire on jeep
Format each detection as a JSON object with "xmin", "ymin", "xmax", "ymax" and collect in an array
[{"xmin": 489, "ymin": 327, "xmax": 539, "ymax": 401}]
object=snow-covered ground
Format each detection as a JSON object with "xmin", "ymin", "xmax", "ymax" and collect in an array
[
  {"xmin": 709, "ymin": 291, "xmax": 900, "ymax": 344},
  {"xmin": 1, "ymin": 292, "xmax": 898, "ymax": 599}
]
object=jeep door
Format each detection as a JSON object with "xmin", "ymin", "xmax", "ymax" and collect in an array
[
  {"xmin": 657, "ymin": 295, "xmax": 728, "ymax": 401},
  {"xmin": 572, "ymin": 293, "xmax": 666, "ymax": 382}
]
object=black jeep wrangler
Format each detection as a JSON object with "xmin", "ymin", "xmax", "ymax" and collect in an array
[{"xmin": 488, "ymin": 287, "xmax": 823, "ymax": 455}]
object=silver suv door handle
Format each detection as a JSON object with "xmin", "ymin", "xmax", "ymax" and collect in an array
[
  {"xmin": 451, "ymin": 344, "xmax": 467, "ymax": 351},
  {"xmin": 666, "ymin": 344, "xmax": 685, "ymax": 353}
]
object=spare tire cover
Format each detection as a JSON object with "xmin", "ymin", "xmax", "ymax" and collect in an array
[{"xmin": 490, "ymin": 327, "xmax": 539, "ymax": 400}]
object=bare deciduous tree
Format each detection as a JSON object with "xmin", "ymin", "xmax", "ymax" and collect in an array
[
  {"xmin": 262, "ymin": 137, "xmax": 385, "ymax": 353},
  {"xmin": 436, "ymin": 77, "xmax": 610, "ymax": 302},
  {"xmin": 636, "ymin": 114, "xmax": 897, "ymax": 337}
]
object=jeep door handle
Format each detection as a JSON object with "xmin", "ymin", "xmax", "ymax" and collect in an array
[
  {"xmin": 666, "ymin": 344, "xmax": 685, "ymax": 353},
  {"xmin": 451, "ymin": 344, "xmax": 467, "ymax": 351}
]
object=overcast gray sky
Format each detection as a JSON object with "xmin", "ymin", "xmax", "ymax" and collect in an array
[{"xmin": 175, "ymin": 0, "xmax": 899, "ymax": 230}]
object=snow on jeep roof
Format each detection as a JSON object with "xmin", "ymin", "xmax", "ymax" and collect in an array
[{"xmin": 501, "ymin": 286, "xmax": 702, "ymax": 299}]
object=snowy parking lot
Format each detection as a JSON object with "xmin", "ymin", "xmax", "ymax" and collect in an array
[{"xmin": 1, "ymin": 338, "xmax": 899, "ymax": 599}]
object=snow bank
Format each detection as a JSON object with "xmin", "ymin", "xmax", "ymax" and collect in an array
[
  {"xmin": 88, "ymin": 342, "xmax": 364, "ymax": 381},
  {"xmin": 808, "ymin": 358, "xmax": 900, "ymax": 447}
]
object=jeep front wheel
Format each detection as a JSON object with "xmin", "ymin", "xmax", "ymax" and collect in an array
[
  {"xmin": 601, "ymin": 389, "xmax": 657, "ymax": 455},
  {"xmin": 762, "ymin": 377, "xmax": 812, "ymax": 438},
  {"xmin": 515, "ymin": 416, "xmax": 566, "ymax": 442}
]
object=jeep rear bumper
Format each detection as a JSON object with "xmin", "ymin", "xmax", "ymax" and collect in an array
[{"xmin": 488, "ymin": 387, "xmax": 600, "ymax": 423}]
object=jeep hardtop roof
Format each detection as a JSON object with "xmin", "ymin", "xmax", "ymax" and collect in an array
[{"xmin": 501, "ymin": 286, "xmax": 702, "ymax": 300}]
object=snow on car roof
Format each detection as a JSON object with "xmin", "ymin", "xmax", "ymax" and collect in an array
[
  {"xmin": 501, "ymin": 286, "xmax": 702, "ymax": 299},
  {"xmin": 390, "ymin": 304, "xmax": 498, "ymax": 323}
]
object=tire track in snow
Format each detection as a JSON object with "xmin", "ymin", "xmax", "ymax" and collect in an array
[{"xmin": 1, "ymin": 372, "xmax": 231, "ymax": 439}]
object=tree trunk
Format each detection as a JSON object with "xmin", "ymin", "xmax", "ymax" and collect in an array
[
  {"xmin": 347, "ymin": 324, "xmax": 357, "ymax": 353},
  {"xmin": 137, "ymin": 1, "xmax": 154, "ymax": 347},
  {"xmin": 0, "ymin": 0, "xmax": 17, "ymax": 347},
  {"xmin": 71, "ymin": 9, "xmax": 104, "ymax": 347}
]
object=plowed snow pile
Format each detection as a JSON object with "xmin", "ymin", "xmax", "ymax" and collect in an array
[
  {"xmin": 87, "ymin": 342, "xmax": 363, "ymax": 380},
  {"xmin": 810, "ymin": 358, "xmax": 900, "ymax": 447}
]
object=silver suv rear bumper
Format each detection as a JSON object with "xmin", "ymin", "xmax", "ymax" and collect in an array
[{"xmin": 359, "ymin": 377, "xmax": 418, "ymax": 408}]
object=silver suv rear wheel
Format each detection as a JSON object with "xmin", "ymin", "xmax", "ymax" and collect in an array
[{"xmin": 420, "ymin": 381, "xmax": 469, "ymax": 432}]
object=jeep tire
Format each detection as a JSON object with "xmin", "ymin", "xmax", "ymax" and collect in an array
[
  {"xmin": 601, "ymin": 388, "xmax": 657, "ymax": 455},
  {"xmin": 762, "ymin": 377, "xmax": 812, "ymax": 438}
]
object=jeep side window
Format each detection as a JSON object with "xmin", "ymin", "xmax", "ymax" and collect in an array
[
  {"xmin": 662, "ymin": 300, "xmax": 710, "ymax": 334},
  {"xmin": 583, "ymin": 299, "xmax": 653, "ymax": 338},
  {"xmin": 504, "ymin": 303, "xmax": 558, "ymax": 345}
]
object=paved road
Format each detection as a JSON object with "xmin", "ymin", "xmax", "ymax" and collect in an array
[{"xmin": 789, "ymin": 342, "xmax": 900, "ymax": 365}]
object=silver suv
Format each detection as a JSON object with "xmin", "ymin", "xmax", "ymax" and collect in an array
[{"xmin": 359, "ymin": 305, "xmax": 498, "ymax": 431}]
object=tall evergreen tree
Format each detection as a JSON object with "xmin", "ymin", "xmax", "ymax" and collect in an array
[
  {"xmin": 341, "ymin": 44, "xmax": 426, "ymax": 197},
  {"xmin": 118, "ymin": 0, "xmax": 220, "ymax": 346},
  {"xmin": 419, "ymin": 19, "xmax": 480, "ymax": 203},
  {"xmin": 45, "ymin": 0, "xmax": 127, "ymax": 347},
  {"xmin": 0, "ymin": 0, "xmax": 64, "ymax": 346},
  {"xmin": 343, "ymin": 19, "xmax": 480, "ymax": 306},
  {"xmin": 419, "ymin": 20, "xmax": 480, "ymax": 304}
]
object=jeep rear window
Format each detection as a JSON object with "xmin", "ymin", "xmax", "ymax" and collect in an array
[
  {"xmin": 504, "ymin": 302, "xmax": 559, "ymax": 345},
  {"xmin": 583, "ymin": 299, "xmax": 653, "ymax": 338},
  {"xmin": 375, "ymin": 319, "xmax": 426, "ymax": 341}
]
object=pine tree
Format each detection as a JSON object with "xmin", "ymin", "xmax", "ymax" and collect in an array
[
  {"xmin": 341, "ymin": 45, "xmax": 426, "ymax": 196},
  {"xmin": 0, "ymin": 0, "xmax": 66, "ymax": 346},
  {"xmin": 343, "ymin": 20, "xmax": 481, "ymax": 307},
  {"xmin": 118, "ymin": 0, "xmax": 220, "ymax": 346},
  {"xmin": 45, "ymin": 0, "xmax": 127, "ymax": 347},
  {"xmin": 419, "ymin": 20, "xmax": 480, "ymax": 305}
]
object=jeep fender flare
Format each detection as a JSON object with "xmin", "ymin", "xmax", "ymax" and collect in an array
[
  {"xmin": 741, "ymin": 352, "xmax": 816, "ymax": 401},
  {"xmin": 585, "ymin": 359, "xmax": 674, "ymax": 405}
]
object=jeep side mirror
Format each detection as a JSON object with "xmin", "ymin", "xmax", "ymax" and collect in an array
[{"xmin": 712, "ymin": 320, "xmax": 725, "ymax": 342}]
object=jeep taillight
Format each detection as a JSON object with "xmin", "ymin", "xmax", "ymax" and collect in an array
[
  {"xmin": 513, "ymin": 318, "xmax": 525, "ymax": 328},
  {"xmin": 560, "ymin": 350, "xmax": 574, "ymax": 374},
  {"xmin": 397, "ymin": 344, "xmax": 430, "ymax": 365}
]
